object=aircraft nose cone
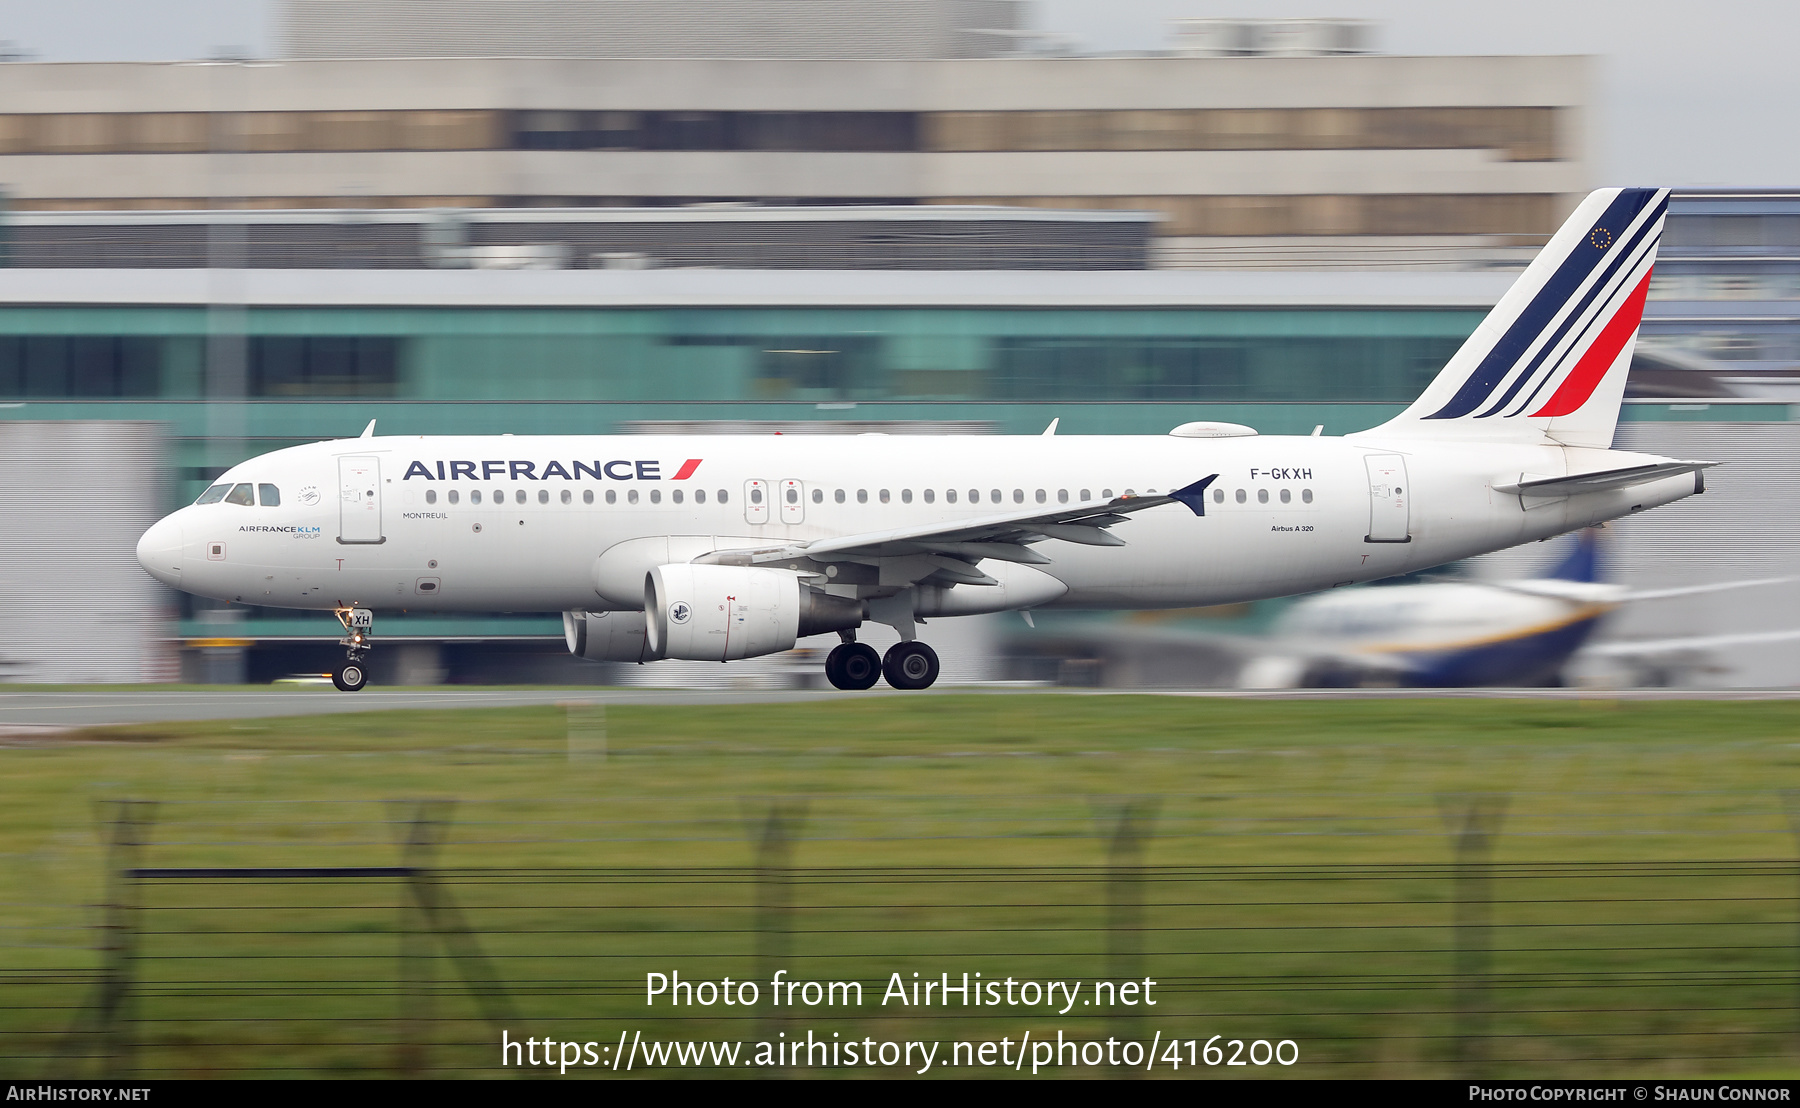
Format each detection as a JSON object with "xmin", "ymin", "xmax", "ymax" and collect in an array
[{"xmin": 136, "ymin": 516, "xmax": 183, "ymax": 587}]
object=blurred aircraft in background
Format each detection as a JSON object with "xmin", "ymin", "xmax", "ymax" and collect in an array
[
  {"xmin": 1014, "ymin": 528, "xmax": 1798, "ymax": 688},
  {"xmin": 1234, "ymin": 529, "xmax": 1795, "ymax": 687}
]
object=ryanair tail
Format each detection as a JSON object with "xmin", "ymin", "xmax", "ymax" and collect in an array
[{"xmin": 1369, "ymin": 187, "xmax": 1669, "ymax": 449}]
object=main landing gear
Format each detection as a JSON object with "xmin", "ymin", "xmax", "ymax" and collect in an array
[
  {"xmin": 332, "ymin": 607, "xmax": 374, "ymax": 692},
  {"xmin": 824, "ymin": 635, "xmax": 940, "ymax": 691}
]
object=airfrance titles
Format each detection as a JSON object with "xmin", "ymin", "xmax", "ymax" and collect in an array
[{"xmin": 403, "ymin": 459, "xmax": 703, "ymax": 482}]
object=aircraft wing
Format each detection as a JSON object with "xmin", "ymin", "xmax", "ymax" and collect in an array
[
  {"xmin": 704, "ymin": 475, "xmax": 1218, "ymax": 583},
  {"xmin": 1585, "ymin": 628, "xmax": 1800, "ymax": 658},
  {"xmin": 1616, "ymin": 577, "xmax": 1798, "ymax": 602},
  {"xmin": 1477, "ymin": 576, "xmax": 1796, "ymax": 604},
  {"xmin": 1492, "ymin": 460, "xmax": 1715, "ymax": 498}
]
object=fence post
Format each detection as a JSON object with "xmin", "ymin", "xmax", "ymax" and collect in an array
[
  {"xmin": 1778, "ymin": 790, "xmax": 1800, "ymax": 1051},
  {"xmin": 95, "ymin": 800, "xmax": 156, "ymax": 1078},
  {"xmin": 393, "ymin": 800, "xmax": 453, "ymax": 1076},
  {"xmin": 1440, "ymin": 793, "xmax": 1507, "ymax": 1074},
  {"xmin": 749, "ymin": 801, "xmax": 805, "ymax": 1053},
  {"xmin": 1101, "ymin": 798, "xmax": 1158, "ymax": 1077}
]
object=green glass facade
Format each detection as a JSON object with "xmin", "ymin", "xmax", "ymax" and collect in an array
[{"xmin": 0, "ymin": 304, "xmax": 1480, "ymax": 403}]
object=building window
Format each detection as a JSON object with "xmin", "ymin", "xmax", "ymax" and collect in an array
[{"xmin": 249, "ymin": 336, "xmax": 401, "ymax": 398}]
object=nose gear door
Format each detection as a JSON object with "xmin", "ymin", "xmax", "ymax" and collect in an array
[{"xmin": 338, "ymin": 456, "xmax": 385, "ymax": 544}]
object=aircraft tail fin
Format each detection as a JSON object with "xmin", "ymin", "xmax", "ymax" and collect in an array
[
  {"xmin": 1364, "ymin": 187, "xmax": 1669, "ymax": 449},
  {"xmin": 1545, "ymin": 527, "xmax": 1602, "ymax": 584}
]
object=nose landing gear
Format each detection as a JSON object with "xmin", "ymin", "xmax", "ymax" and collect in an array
[{"xmin": 332, "ymin": 607, "xmax": 374, "ymax": 692}]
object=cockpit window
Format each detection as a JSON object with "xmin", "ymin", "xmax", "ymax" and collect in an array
[
  {"xmin": 258, "ymin": 483, "xmax": 281, "ymax": 507},
  {"xmin": 194, "ymin": 484, "xmax": 230, "ymax": 505},
  {"xmin": 225, "ymin": 483, "xmax": 255, "ymax": 506}
]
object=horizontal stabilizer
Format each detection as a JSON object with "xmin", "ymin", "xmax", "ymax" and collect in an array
[{"xmin": 1493, "ymin": 460, "xmax": 1714, "ymax": 498}]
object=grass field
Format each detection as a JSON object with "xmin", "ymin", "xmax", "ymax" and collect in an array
[{"xmin": 6, "ymin": 694, "xmax": 1800, "ymax": 1078}]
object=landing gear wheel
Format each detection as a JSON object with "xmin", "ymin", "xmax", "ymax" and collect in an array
[
  {"xmin": 332, "ymin": 662, "xmax": 368, "ymax": 692},
  {"xmin": 882, "ymin": 641, "xmax": 940, "ymax": 691},
  {"xmin": 826, "ymin": 643, "xmax": 881, "ymax": 691}
]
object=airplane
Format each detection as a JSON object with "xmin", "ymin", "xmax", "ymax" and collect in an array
[
  {"xmin": 137, "ymin": 186, "xmax": 1713, "ymax": 693},
  {"xmin": 1166, "ymin": 528, "xmax": 1795, "ymax": 688}
]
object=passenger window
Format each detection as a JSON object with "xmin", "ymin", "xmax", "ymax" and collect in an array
[
  {"xmin": 1102, "ymin": 489, "xmax": 1113, "ymax": 499},
  {"xmin": 946, "ymin": 489, "xmax": 957, "ymax": 503},
  {"xmin": 857, "ymin": 489, "xmax": 868, "ymax": 504},
  {"xmin": 492, "ymin": 488, "xmax": 502, "ymax": 502},
  {"xmin": 672, "ymin": 489, "xmax": 683, "ymax": 504},
  {"xmin": 751, "ymin": 487, "xmax": 763, "ymax": 504},
  {"xmin": 1057, "ymin": 489, "xmax": 1068, "ymax": 503},
  {"xmin": 195, "ymin": 484, "xmax": 229, "ymax": 505},
  {"xmin": 695, "ymin": 489, "xmax": 706, "ymax": 504},
  {"xmin": 584, "ymin": 489, "xmax": 594, "ymax": 504},
  {"xmin": 225, "ymin": 483, "xmax": 255, "ymax": 506},
  {"xmin": 426, "ymin": 489, "xmax": 437, "ymax": 505},
  {"xmin": 1035, "ymin": 489, "xmax": 1046, "ymax": 504},
  {"xmin": 1235, "ymin": 489, "xmax": 1246, "ymax": 504},
  {"xmin": 649, "ymin": 489, "xmax": 660, "ymax": 504},
  {"xmin": 1212, "ymin": 488, "xmax": 1224, "ymax": 504},
  {"xmin": 606, "ymin": 489, "xmax": 616, "ymax": 505},
  {"xmin": 786, "ymin": 487, "xmax": 798, "ymax": 504},
  {"xmin": 812, "ymin": 488, "xmax": 823, "ymax": 504},
  {"xmin": 1013, "ymin": 489, "xmax": 1023, "ymax": 504},
  {"xmin": 835, "ymin": 489, "xmax": 845, "ymax": 504},
  {"xmin": 1080, "ymin": 488, "xmax": 1090, "ymax": 501},
  {"xmin": 880, "ymin": 489, "xmax": 891, "ymax": 503},
  {"xmin": 923, "ymin": 489, "xmax": 935, "ymax": 504},
  {"xmin": 990, "ymin": 489, "xmax": 1001, "ymax": 503},
  {"xmin": 515, "ymin": 489, "xmax": 526, "ymax": 504},
  {"xmin": 538, "ymin": 489, "xmax": 549, "ymax": 504},
  {"xmin": 1258, "ymin": 489, "xmax": 1269, "ymax": 504},
  {"xmin": 970, "ymin": 489, "xmax": 980, "ymax": 503},
  {"xmin": 628, "ymin": 489, "xmax": 639, "ymax": 504},
  {"xmin": 1302, "ymin": 489, "xmax": 1313, "ymax": 503},
  {"xmin": 448, "ymin": 489, "xmax": 460, "ymax": 505},
  {"xmin": 1280, "ymin": 488, "xmax": 1291, "ymax": 504},
  {"xmin": 561, "ymin": 489, "xmax": 572, "ymax": 505},
  {"xmin": 901, "ymin": 489, "xmax": 912, "ymax": 504},
  {"xmin": 718, "ymin": 490, "xmax": 728, "ymax": 504},
  {"xmin": 258, "ymin": 483, "xmax": 281, "ymax": 506},
  {"xmin": 472, "ymin": 490, "xmax": 482, "ymax": 504}
]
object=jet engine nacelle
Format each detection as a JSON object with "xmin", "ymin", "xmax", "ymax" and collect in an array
[
  {"xmin": 563, "ymin": 609, "xmax": 662, "ymax": 663},
  {"xmin": 646, "ymin": 563, "xmax": 862, "ymax": 662}
]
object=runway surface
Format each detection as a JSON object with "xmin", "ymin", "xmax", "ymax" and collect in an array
[{"xmin": 6, "ymin": 685, "xmax": 1800, "ymax": 729}]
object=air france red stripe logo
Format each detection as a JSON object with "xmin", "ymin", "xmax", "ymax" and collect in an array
[
  {"xmin": 671, "ymin": 459, "xmax": 703, "ymax": 481},
  {"xmin": 1529, "ymin": 270, "xmax": 1653, "ymax": 418}
]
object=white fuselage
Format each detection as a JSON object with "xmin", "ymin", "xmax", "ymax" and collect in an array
[{"xmin": 136, "ymin": 432, "xmax": 1701, "ymax": 616}]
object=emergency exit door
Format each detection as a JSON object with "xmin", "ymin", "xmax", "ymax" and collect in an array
[
  {"xmin": 338, "ymin": 456, "xmax": 384, "ymax": 544},
  {"xmin": 1364, "ymin": 454, "xmax": 1411, "ymax": 543}
]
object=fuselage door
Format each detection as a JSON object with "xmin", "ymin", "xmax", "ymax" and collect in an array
[
  {"xmin": 779, "ymin": 479, "xmax": 804, "ymax": 524},
  {"xmin": 744, "ymin": 479, "xmax": 770, "ymax": 525},
  {"xmin": 1364, "ymin": 453, "xmax": 1411, "ymax": 543},
  {"xmin": 338, "ymin": 455, "xmax": 385, "ymax": 544}
]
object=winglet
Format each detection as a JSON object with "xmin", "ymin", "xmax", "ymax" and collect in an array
[
  {"xmin": 1168, "ymin": 474, "xmax": 1220, "ymax": 517},
  {"xmin": 1042, "ymin": 417, "xmax": 1059, "ymax": 436},
  {"xmin": 359, "ymin": 419, "xmax": 377, "ymax": 439}
]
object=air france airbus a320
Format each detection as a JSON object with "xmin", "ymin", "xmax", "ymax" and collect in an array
[{"xmin": 137, "ymin": 188, "xmax": 1712, "ymax": 692}]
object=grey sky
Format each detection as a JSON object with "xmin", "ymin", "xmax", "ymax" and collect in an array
[{"xmin": 0, "ymin": 0, "xmax": 1793, "ymax": 186}]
